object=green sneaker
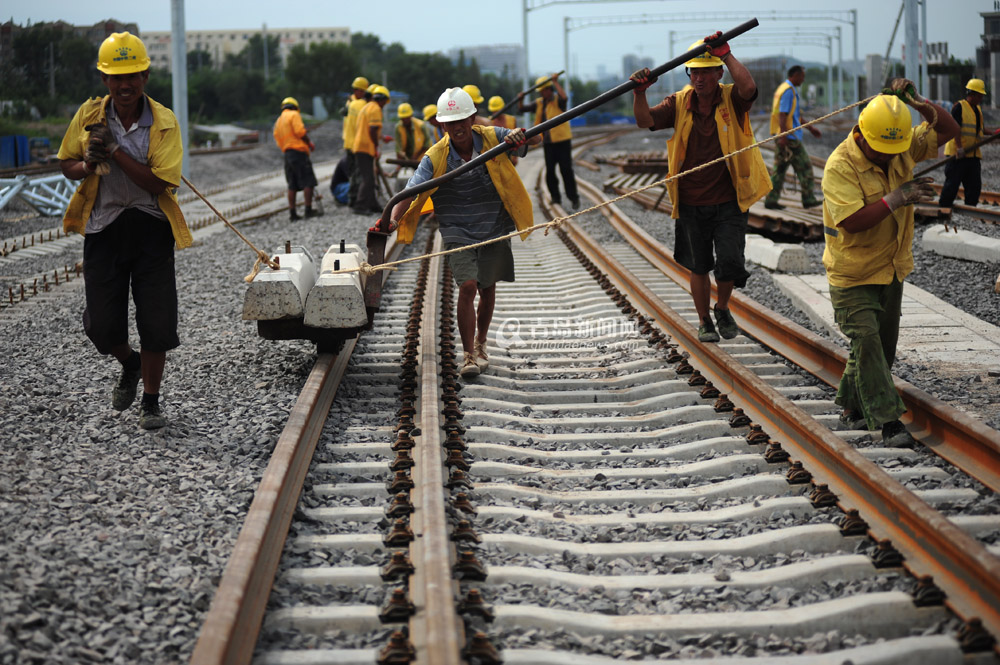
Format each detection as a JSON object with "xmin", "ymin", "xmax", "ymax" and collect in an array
[
  {"xmin": 713, "ymin": 306, "xmax": 739, "ymax": 339},
  {"xmin": 139, "ymin": 400, "xmax": 167, "ymax": 430},
  {"xmin": 697, "ymin": 318, "xmax": 720, "ymax": 343},
  {"xmin": 112, "ymin": 364, "xmax": 142, "ymax": 412}
]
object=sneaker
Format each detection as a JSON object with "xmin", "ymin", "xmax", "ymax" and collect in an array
[
  {"xmin": 112, "ymin": 363, "xmax": 142, "ymax": 412},
  {"xmin": 763, "ymin": 200, "xmax": 784, "ymax": 210},
  {"xmin": 838, "ymin": 410, "xmax": 867, "ymax": 430},
  {"xmin": 697, "ymin": 318, "xmax": 720, "ymax": 343},
  {"xmin": 138, "ymin": 400, "xmax": 167, "ymax": 430},
  {"xmin": 802, "ymin": 198, "xmax": 823, "ymax": 209},
  {"xmin": 713, "ymin": 305, "xmax": 739, "ymax": 339},
  {"xmin": 459, "ymin": 352, "xmax": 480, "ymax": 379},
  {"xmin": 881, "ymin": 420, "xmax": 916, "ymax": 448},
  {"xmin": 474, "ymin": 339, "xmax": 489, "ymax": 371},
  {"xmin": 304, "ymin": 207, "xmax": 321, "ymax": 218},
  {"xmin": 289, "ymin": 209, "xmax": 300, "ymax": 221},
  {"xmin": 569, "ymin": 198, "xmax": 580, "ymax": 211}
]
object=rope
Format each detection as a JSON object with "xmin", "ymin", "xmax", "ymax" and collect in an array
[
  {"xmin": 328, "ymin": 95, "xmax": 877, "ymax": 277},
  {"xmin": 180, "ymin": 175, "xmax": 280, "ymax": 282}
]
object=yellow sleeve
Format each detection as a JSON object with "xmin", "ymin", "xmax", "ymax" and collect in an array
[
  {"xmin": 821, "ymin": 156, "xmax": 867, "ymax": 226},
  {"xmin": 57, "ymin": 105, "xmax": 89, "ymax": 161},
  {"xmin": 150, "ymin": 107, "xmax": 183, "ymax": 187},
  {"xmin": 908, "ymin": 123, "xmax": 938, "ymax": 163}
]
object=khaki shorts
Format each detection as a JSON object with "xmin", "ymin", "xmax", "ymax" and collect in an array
[{"xmin": 444, "ymin": 238, "xmax": 515, "ymax": 288}]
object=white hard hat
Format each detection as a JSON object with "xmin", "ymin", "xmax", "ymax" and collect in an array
[{"xmin": 436, "ymin": 87, "xmax": 477, "ymax": 122}]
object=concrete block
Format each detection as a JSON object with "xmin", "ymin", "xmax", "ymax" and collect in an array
[
  {"xmin": 242, "ymin": 246, "xmax": 317, "ymax": 320},
  {"xmin": 303, "ymin": 243, "xmax": 368, "ymax": 329},
  {"xmin": 745, "ymin": 235, "xmax": 811, "ymax": 272},
  {"xmin": 921, "ymin": 224, "xmax": 1000, "ymax": 264}
]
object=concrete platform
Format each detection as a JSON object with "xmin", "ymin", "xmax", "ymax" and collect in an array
[{"xmin": 773, "ymin": 273, "xmax": 1000, "ymax": 373}]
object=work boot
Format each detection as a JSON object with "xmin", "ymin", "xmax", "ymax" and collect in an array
[
  {"xmin": 838, "ymin": 409, "xmax": 867, "ymax": 430},
  {"xmin": 460, "ymin": 352, "xmax": 480, "ymax": 379},
  {"xmin": 289, "ymin": 209, "xmax": 300, "ymax": 221},
  {"xmin": 764, "ymin": 200, "xmax": 784, "ymax": 210},
  {"xmin": 713, "ymin": 305, "xmax": 739, "ymax": 339},
  {"xmin": 304, "ymin": 207, "xmax": 321, "ymax": 219},
  {"xmin": 881, "ymin": 420, "xmax": 916, "ymax": 448},
  {"xmin": 138, "ymin": 397, "xmax": 167, "ymax": 430},
  {"xmin": 569, "ymin": 198, "xmax": 580, "ymax": 211},
  {"xmin": 802, "ymin": 197, "xmax": 823, "ymax": 209},
  {"xmin": 474, "ymin": 339, "xmax": 489, "ymax": 371},
  {"xmin": 112, "ymin": 355, "xmax": 142, "ymax": 412},
  {"xmin": 697, "ymin": 318, "xmax": 720, "ymax": 343}
]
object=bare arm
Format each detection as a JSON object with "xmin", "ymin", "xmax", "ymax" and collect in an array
[
  {"xmin": 722, "ymin": 53, "xmax": 755, "ymax": 101},
  {"xmin": 633, "ymin": 91, "xmax": 653, "ymax": 129}
]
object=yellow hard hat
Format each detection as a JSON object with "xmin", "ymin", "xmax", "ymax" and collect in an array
[
  {"xmin": 685, "ymin": 39, "xmax": 724, "ymax": 69},
  {"xmin": 367, "ymin": 84, "xmax": 378, "ymax": 93},
  {"xmin": 487, "ymin": 96, "xmax": 505, "ymax": 112},
  {"xmin": 397, "ymin": 102, "xmax": 413, "ymax": 118},
  {"xmin": 859, "ymin": 94, "xmax": 913, "ymax": 155},
  {"xmin": 352, "ymin": 76, "xmax": 370, "ymax": 90},
  {"xmin": 281, "ymin": 96, "xmax": 299, "ymax": 109},
  {"xmin": 967, "ymin": 78, "xmax": 987, "ymax": 96},
  {"xmin": 462, "ymin": 84, "xmax": 484, "ymax": 104},
  {"xmin": 423, "ymin": 104, "xmax": 438, "ymax": 121},
  {"xmin": 535, "ymin": 75, "xmax": 553, "ymax": 90},
  {"xmin": 372, "ymin": 85, "xmax": 390, "ymax": 99},
  {"xmin": 96, "ymin": 32, "xmax": 150, "ymax": 75}
]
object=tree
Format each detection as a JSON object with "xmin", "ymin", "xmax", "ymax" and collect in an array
[
  {"xmin": 284, "ymin": 42, "xmax": 360, "ymax": 114},
  {"xmin": 224, "ymin": 34, "xmax": 280, "ymax": 74},
  {"xmin": 188, "ymin": 49, "xmax": 213, "ymax": 73}
]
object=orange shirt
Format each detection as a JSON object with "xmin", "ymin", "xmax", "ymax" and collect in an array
[
  {"xmin": 353, "ymin": 101, "xmax": 383, "ymax": 156},
  {"xmin": 273, "ymin": 108, "xmax": 309, "ymax": 153}
]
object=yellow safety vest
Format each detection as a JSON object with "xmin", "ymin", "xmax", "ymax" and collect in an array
[
  {"xmin": 534, "ymin": 97, "xmax": 572, "ymax": 143},
  {"xmin": 343, "ymin": 97, "xmax": 367, "ymax": 150},
  {"xmin": 945, "ymin": 99, "xmax": 982, "ymax": 159},
  {"xmin": 665, "ymin": 84, "xmax": 772, "ymax": 218},
  {"xmin": 769, "ymin": 80, "xmax": 797, "ymax": 135},
  {"xmin": 396, "ymin": 125, "xmax": 533, "ymax": 244},
  {"xmin": 58, "ymin": 95, "xmax": 190, "ymax": 248},
  {"xmin": 395, "ymin": 117, "xmax": 428, "ymax": 158}
]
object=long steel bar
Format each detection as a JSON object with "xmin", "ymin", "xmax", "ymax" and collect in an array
[
  {"xmin": 555, "ymin": 208, "xmax": 1000, "ymax": 648},
  {"xmin": 410, "ymin": 234, "xmax": 464, "ymax": 664}
]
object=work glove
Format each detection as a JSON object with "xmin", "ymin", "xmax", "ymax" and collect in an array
[
  {"xmin": 882, "ymin": 176, "xmax": 935, "ymax": 213},
  {"xmin": 307, "ymin": 140, "xmax": 316, "ymax": 152},
  {"xmin": 369, "ymin": 218, "xmax": 398, "ymax": 233},
  {"xmin": 504, "ymin": 128, "xmax": 528, "ymax": 148},
  {"xmin": 85, "ymin": 123, "xmax": 119, "ymax": 157},
  {"xmin": 630, "ymin": 68, "xmax": 657, "ymax": 92},
  {"xmin": 886, "ymin": 78, "xmax": 924, "ymax": 104},
  {"xmin": 382, "ymin": 135, "xmax": 393, "ymax": 143},
  {"xmin": 704, "ymin": 31, "xmax": 730, "ymax": 59}
]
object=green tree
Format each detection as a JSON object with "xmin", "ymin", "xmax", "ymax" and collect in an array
[
  {"xmin": 284, "ymin": 41, "xmax": 360, "ymax": 113},
  {"xmin": 188, "ymin": 49, "xmax": 213, "ymax": 73},
  {"xmin": 224, "ymin": 34, "xmax": 280, "ymax": 74}
]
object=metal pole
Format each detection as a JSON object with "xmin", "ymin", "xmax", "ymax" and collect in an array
[
  {"xmin": 827, "ymin": 36, "xmax": 833, "ymax": 112},
  {"xmin": 564, "ymin": 17, "xmax": 572, "ymax": 107},
  {"xmin": 904, "ymin": 0, "xmax": 919, "ymax": 87},
  {"xmin": 920, "ymin": 0, "xmax": 929, "ymax": 97},
  {"xmin": 170, "ymin": 0, "xmax": 189, "ymax": 178},
  {"xmin": 837, "ymin": 26, "xmax": 843, "ymax": 108},
  {"xmin": 852, "ymin": 10, "xmax": 859, "ymax": 114},
  {"xmin": 523, "ymin": 0, "xmax": 530, "ymax": 126}
]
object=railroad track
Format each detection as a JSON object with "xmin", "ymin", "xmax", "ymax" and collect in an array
[{"xmin": 187, "ymin": 139, "xmax": 1000, "ymax": 664}]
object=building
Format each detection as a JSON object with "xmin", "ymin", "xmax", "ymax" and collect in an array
[
  {"xmin": 621, "ymin": 54, "xmax": 653, "ymax": 80},
  {"xmin": 447, "ymin": 44, "xmax": 524, "ymax": 78},
  {"xmin": 142, "ymin": 26, "xmax": 350, "ymax": 71},
  {"xmin": 980, "ymin": 10, "xmax": 1000, "ymax": 108},
  {"xmin": 0, "ymin": 18, "xmax": 138, "ymax": 64}
]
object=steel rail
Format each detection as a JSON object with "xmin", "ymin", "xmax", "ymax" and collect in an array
[
  {"xmin": 545, "ymin": 194, "xmax": 1000, "ymax": 651},
  {"xmin": 189, "ymin": 238, "xmax": 403, "ymax": 665},
  {"xmin": 574, "ymin": 175, "xmax": 1000, "ymax": 494},
  {"xmin": 408, "ymin": 235, "xmax": 465, "ymax": 664}
]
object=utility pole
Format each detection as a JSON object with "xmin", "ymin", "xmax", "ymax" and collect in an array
[{"xmin": 171, "ymin": 0, "xmax": 190, "ymax": 177}]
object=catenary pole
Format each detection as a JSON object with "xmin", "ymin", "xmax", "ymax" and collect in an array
[{"xmin": 170, "ymin": 0, "xmax": 189, "ymax": 178}]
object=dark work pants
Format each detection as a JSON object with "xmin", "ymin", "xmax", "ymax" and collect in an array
[
  {"xmin": 353, "ymin": 152, "xmax": 378, "ymax": 212},
  {"xmin": 543, "ymin": 140, "xmax": 578, "ymax": 204},
  {"xmin": 938, "ymin": 157, "xmax": 981, "ymax": 207},
  {"xmin": 345, "ymin": 150, "xmax": 359, "ymax": 207}
]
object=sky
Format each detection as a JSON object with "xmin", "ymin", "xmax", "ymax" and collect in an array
[{"xmin": 9, "ymin": 0, "xmax": 993, "ymax": 81}]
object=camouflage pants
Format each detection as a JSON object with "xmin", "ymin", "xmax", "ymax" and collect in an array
[{"xmin": 765, "ymin": 139, "xmax": 818, "ymax": 206}]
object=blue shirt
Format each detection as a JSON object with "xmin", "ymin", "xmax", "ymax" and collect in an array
[
  {"xmin": 779, "ymin": 81, "xmax": 803, "ymax": 141},
  {"xmin": 407, "ymin": 127, "xmax": 516, "ymax": 245}
]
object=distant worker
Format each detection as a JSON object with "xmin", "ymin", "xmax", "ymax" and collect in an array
[
  {"xmin": 58, "ymin": 31, "xmax": 189, "ymax": 430},
  {"xmin": 424, "ymin": 104, "xmax": 445, "ymax": 142},
  {"xmin": 329, "ymin": 154, "xmax": 350, "ymax": 205},
  {"xmin": 764, "ymin": 65, "xmax": 822, "ymax": 210},
  {"xmin": 375, "ymin": 88, "xmax": 541, "ymax": 379},
  {"xmin": 342, "ymin": 75, "xmax": 369, "ymax": 208},
  {"xmin": 273, "ymin": 96, "xmax": 320, "ymax": 220},
  {"xmin": 821, "ymin": 82, "xmax": 959, "ymax": 447},
  {"xmin": 631, "ymin": 34, "xmax": 771, "ymax": 343},
  {"xmin": 939, "ymin": 78, "xmax": 997, "ymax": 208},
  {"xmin": 352, "ymin": 85, "xmax": 390, "ymax": 215},
  {"xmin": 517, "ymin": 72, "xmax": 579, "ymax": 210},
  {"xmin": 462, "ymin": 85, "xmax": 492, "ymax": 126},
  {"xmin": 394, "ymin": 102, "xmax": 434, "ymax": 162},
  {"xmin": 489, "ymin": 96, "xmax": 518, "ymax": 165}
]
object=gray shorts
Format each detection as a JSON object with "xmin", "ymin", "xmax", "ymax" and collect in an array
[
  {"xmin": 444, "ymin": 238, "xmax": 515, "ymax": 288},
  {"xmin": 675, "ymin": 200, "xmax": 750, "ymax": 287}
]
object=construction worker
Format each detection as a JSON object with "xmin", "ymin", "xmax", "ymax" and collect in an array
[
  {"xmin": 517, "ymin": 72, "xmax": 579, "ymax": 209},
  {"xmin": 352, "ymin": 85, "xmax": 390, "ymax": 214},
  {"xmin": 273, "ymin": 96, "xmax": 320, "ymax": 220},
  {"xmin": 374, "ymin": 88, "xmax": 541, "ymax": 379},
  {"xmin": 764, "ymin": 65, "xmax": 822, "ymax": 210},
  {"xmin": 462, "ymin": 84, "xmax": 492, "ymax": 126},
  {"xmin": 58, "ymin": 31, "xmax": 189, "ymax": 430},
  {"xmin": 821, "ymin": 82, "xmax": 959, "ymax": 447},
  {"xmin": 394, "ymin": 102, "xmax": 434, "ymax": 162},
  {"xmin": 489, "ymin": 96, "xmax": 518, "ymax": 165},
  {"xmin": 342, "ymin": 75, "xmax": 369, "ymax": 208},
  {"xmin": 939, "ymin": 78, "xmax": 997, "ymax": 208},
  {"xmin": 424, "ymin": 104, "xmax": 444, "ymax": 142},
  {"xmin": 631, "ymin": 34, "xmax": 771, "ymax": 343}
]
